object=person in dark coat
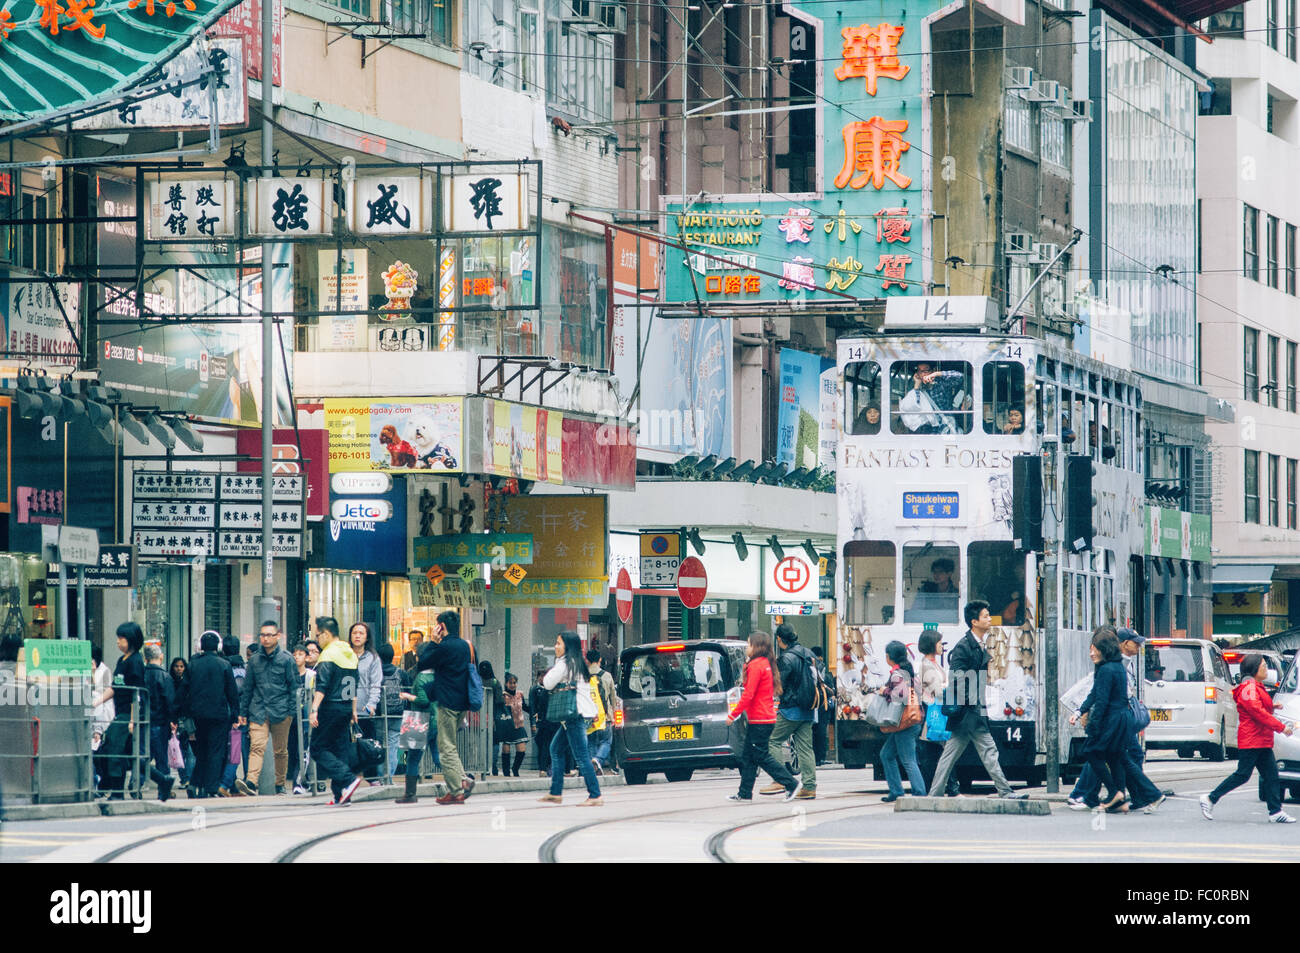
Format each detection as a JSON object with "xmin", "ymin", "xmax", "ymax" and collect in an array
[
  {"xmin": 1071, "ymin": 627, "xmax": 1129, "ymax": 812},
  {"xmin": 181, "ymin": 631, "xmax": 240, "ymax": 799}
]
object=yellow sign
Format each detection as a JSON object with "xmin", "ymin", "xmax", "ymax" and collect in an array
[
  {"xmin": 818, "ymin": 556, "xmax": 828, "ymax": 576},
  {"xmin": 504, "ymin": 563, "xmax": 527, "ymax": 585},
  {"xmin": 425, "ymin": 566, "xmax": 446, "ymax": 586},
  {"xmin": 497, "ymin": 495, "xmax": 607, "ymax": 579},
  {"xmin": 639, "ymin": 532, "xmax": 681, "ymax": 558}
]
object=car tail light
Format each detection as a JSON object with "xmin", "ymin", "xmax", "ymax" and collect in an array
[
  {"xmin": 727, "ymin": 686, "xmax": 742, "ymax": 716},
  {"xmin": 613, "ymin": 704, "xmax": 624, "ymax": 727},
  {"xmin": 656, "ymin": 643, "xmax": 685, "ymax": 653},
  {"xmin": 1223, "ymin": 651, "xmax": 1243, "ymax": 663},
  {"xmin": 1205, "ymin": 686, "xmax": 1217, "ymax": 702},
  {"xmin": 1149, "ymin": 639, "xmax": 1172, "ymax": 646}
]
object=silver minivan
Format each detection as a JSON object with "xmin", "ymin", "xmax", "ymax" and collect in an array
[
  {"xmin": 1269, "ymin": 657, "xmax": 1300, "ymax": 801},
  {"xmin": 613, "ymin": 639, "xmax": 747, "ymax": 785},
  {"xmin": 1143, "ymin": 638, "xmax": 1239, "ymax": 761}
]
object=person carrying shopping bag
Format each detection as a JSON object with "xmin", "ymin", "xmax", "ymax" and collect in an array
[
  {"xmin": 726, "ymin": 631, "xmax": 801, "ymax": 802},
  {"xmin": 394, "ymin": 642, "xmax": 437, "ymax": 804},
  {"xmin": 537, "ymin": 631, "xmax": 603, "ymax": 806},
  {"xmin": 878, "ymin": 641, "xmax": 926, "ymax": 802}
]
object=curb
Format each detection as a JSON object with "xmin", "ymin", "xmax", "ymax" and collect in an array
[
  {"xmin": 1, "ymin": 773, "xmax": 627, "ymax": 821},
  {"xmin": 896, "ymin": 795, "xmax": 1052, "ymax": 815}
]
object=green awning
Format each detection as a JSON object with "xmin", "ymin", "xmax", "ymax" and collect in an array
[{"xmin": 0, "ymin": 0, "xmax": 241, "ymax": 121}]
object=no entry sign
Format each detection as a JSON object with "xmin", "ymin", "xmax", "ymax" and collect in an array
[
  {"xmin": 676, "ymin": 556, "xmax": 708, "ymax": 610},
  {"xmin": 615, "ymin": 568, "xmax": 634, "ymax": 623}
]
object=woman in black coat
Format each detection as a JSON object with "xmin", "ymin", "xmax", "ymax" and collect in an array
[{"xmin": 1071, "ymin": 627, "xmax": 1129, "ymax": 812}]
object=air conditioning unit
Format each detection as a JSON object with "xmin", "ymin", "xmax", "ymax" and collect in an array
[
  {"xmin": 1049, "ymin": 83, "xmax": 1072, "ymax": 111},
  {"xmin": 1068, "ymin": 96, "xmax": 1093, "ymax": 122},
  {"xmin": 1004, "ymin": 232, "xmax": 1034, "ymax": 256},
  {"xmin": 1004, "ymin": 66, "xmax": 1034, "ymax": 90},
  {"xmin": 595, "ymin": 2, "xmax": 627, "ymax": 33},
  {"xmin": 1027, "ymin": 79, "xmax": 1060, "ymax": 103},
  {"xmin": 1032, "ymin": 242, "xmax": 1062, "ymax": 264}
]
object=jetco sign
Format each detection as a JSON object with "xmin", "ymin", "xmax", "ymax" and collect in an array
[{"xmin": 329, "ymin": 499, "xmax": 392, "ymax": 522}]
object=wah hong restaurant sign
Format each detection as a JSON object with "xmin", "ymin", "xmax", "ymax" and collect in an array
[{"xmin": 0, "ymin": 0, "xmax": 244, "ymax": 120}]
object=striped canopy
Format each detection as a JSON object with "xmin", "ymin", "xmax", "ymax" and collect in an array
[{"xmin": 0, "ymin": 0, "xmax": 242, "ymax": 120}]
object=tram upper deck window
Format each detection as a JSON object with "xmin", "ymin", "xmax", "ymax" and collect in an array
[
  {"xmin": 844, "ymin": 540, "xmax": 896, "ymax": 625},
  {"xmin": 982, "ymin": 362, "xmax": 1026, "ymax": 434},
  {"xmin": 891, "ymin": 361, "xmax": 973, "ymax": 435},
  {"xmin": 844, "ymin": 361, "xmax": 883, "ymax": 435},
  {"xmin": 903, "ymin": 543, "xmax": 960, "ymax": 624}
]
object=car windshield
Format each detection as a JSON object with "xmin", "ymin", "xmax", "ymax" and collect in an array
[
  {"xmin": 622, "ymin": 649, "xmax": 730, "ymax": 699},
  {"xmin": 1282, "ymin": 657, "xmax": 1299, "ymax": 695},
  {"xmin": 1144, "ymin": 645, "xmax": 1204, "ymax": 683}
]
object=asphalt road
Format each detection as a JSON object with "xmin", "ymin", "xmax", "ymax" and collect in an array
[{"xmin": 3, "ymin": 755, "xmax": 1294, "ymax": 863}]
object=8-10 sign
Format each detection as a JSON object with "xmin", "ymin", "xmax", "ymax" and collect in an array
[{"xmin": 639, "ymin": 531, "xmax": 681, "ymax": 588}]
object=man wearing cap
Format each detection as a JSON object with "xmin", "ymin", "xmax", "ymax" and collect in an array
[{"xmin": 1067, "ymin": 627, "xmax": 1165, "ymax": 813}]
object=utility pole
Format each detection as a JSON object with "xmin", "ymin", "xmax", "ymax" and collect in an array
[
  {"xmin": 257, "ymin": 0, "xmax": 278, "ymax": 628},
  {"xmin": 1041, "ymin": 440, "xmax": 1060, "ymax": 793}
]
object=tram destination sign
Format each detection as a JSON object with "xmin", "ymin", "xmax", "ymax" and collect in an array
[{"xmin": 902, "ymin": 491, "xmax": 959, "ymax": 520}]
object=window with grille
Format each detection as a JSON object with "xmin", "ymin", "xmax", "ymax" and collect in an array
[
  {"xmin": 1005, "ymin": 91, "xmax": 1035, "ymax": 154},
  {"xmin": 1244, "ymin": 326, "xmax": 1259, "ymax": 401},
  {"xmin": 1268, "ymin": 215, "xmax": 1280, "ymax": 287},
  {"xmin": 1289, "ymin": 340, "xmax": 1297, "ymax": 411},
  {"xmin": 1289, "ymin": 458, "xmax": 1298, "ymax": 529},
  {"xmin": 1288, "ymin": 223, "xmax": 1297, "ymax": 295},
  {"xmin": 1270, "ymin": 454, "xmax": 1280, "ymax": 526},
  {"xmin": 1245, "ymin": 449, "xmax": 1260, "ymax": 524},
  {"xmin": 1040, "ymin": 111, "xmax": 1067, "ymax": 168},
  {"xmin": 1268, "ymin": 334, "xmax": 1280, "ymax": 407},
  {"xmin": 1244, "ymin": 205, "xmax": 1259, "ymax": 280}
]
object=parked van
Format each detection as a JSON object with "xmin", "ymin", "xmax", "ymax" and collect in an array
[
  {"xmin": 613, "ymin": 639, "xmax": 747, "ymax": 785},
  {"xmin": 1143, "ymin": 638, "xmax": 1239, "ymax": 761}
]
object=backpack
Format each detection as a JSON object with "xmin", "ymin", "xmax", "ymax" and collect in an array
[
  {"xmin": 814, "ymin": 661, "xmax": 836, "ymax": 712},
  {"xmin": 787, "ymin": 646, "xmax": 819, "ymax": 711},
  {"xmin": 587, "ymin": 676, "xmax": 609, "ymax": 733},
  {"xmin": 381, "ymin": 666, "xmax": 404, "ymax": 717}
]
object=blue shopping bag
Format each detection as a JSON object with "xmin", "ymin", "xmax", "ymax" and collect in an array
[{"xmin": 923, "ymin": 703, "xmax": 951, "ymax": 744}]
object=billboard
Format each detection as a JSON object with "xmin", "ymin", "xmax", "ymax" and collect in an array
[
  {"xmin": 483, "ymin": 399, "xmax": 562, "ymax": 483},
  {"xmin": 635, "ymin": 315, "xmax": 733, "ymax": 457},
  {"xmin": 324, "ymin": 397, "xmax": 463, "ymax": 473},
  {"xmin": 490, "ymin": 494, "xmax": 608, "ymax": 608},
  {"xmin": 776, "ymin": 348, "xmax": 833, "ymax": 471}
]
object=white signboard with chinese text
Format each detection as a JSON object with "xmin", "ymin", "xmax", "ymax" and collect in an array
[
  {"xmin": 132, "ymin": 501, "xmax": 216, "ymax": 530},
  {"xmin": 218, "ymin": 474, "xmax": 306, "ymax": 501},
  {"xmin": 76, "ymin": 39, "xmax": 247, "ymax": 131},
  {"xmin": 132, "ymin": 472, "xmax": 218, "ymax": 501},
  {"xmin": 218, "ymin": 503, "xmax": 304, "ymax": 530},
  {"xmin": 3, "ymin": 281, "xmax": 81, "ymax": 370},
  {"xmin": 251, "ymin": 177, "xmax": 330, "ymax": 236},
  {"xmin": 217, "ymin": 530, "xmax": 304, "ymax": 559},
  {"xmin": 351, "ymin": 176, "xmax": 429, "ymax": 234},
  {"xmin": 57, "ymin": 526, "xmax": 99, "ymax": 566},
  {"xmin": 134, "ymin": 530, "xmax": 215, "ymax": 557},
  {"xmin": 443, "ymin": 173, "xmax": 529, "ymax": 232},
  {"xmin": 147, "ymin": 179, "xmax": 238, "ymax": 240}
]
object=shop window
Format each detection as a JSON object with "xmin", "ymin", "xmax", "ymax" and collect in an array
[
  {"xmin": 844, "ymin": 361, "xmax": 882, "ymax": 435},
  {"xmin": 982, "ymin": 361, "xmax": 1025, "ymax": 434},
  {"xmin": 968, "ymin": 541, "xmax": 1026, "ymax": 625},
  {"xmin": 902, "ymin": 542, "xmax": 960, "ymax": 624},
  {"xmin": 843, "ymin": 540, "xmax": 896, "ymax": 625},
  {"xmin": 891, "ymin": 361, "xmax": 973, "ymax": 435}
]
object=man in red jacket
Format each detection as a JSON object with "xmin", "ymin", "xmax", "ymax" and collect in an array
[{"xmin": 1201, "ymin": 652, "xmax": 1296, "ymax": 823}]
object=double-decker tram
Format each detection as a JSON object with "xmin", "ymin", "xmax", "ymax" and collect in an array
[{"xmin": 832, "ymin": 310, "xmax": 1145, "ymax": 785}]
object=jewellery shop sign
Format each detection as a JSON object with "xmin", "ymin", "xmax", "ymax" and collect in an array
[{"xmin": 130, "ymin": 470, "xmax": 305, "ymax": 559}]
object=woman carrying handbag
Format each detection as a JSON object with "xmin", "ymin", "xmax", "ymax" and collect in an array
[
  {"xmin": 878, "ymin": 641, "xmax": 926, "ymax": 802},
  {"xmin": 916, "ymin": 630, "xmax": 958, "ymax": 797},
  {"xmin": 537, "ymin": 631, "xmax": 603, "ymax": 806},
  {"xmin": 394, "ymin": 643, "xmax": 437, "ymax": 804}
]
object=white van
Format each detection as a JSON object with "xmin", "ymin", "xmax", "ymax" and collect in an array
[{"xmin": 1142, "ymin": 639, "xmax": 1239, "ymax": 761}]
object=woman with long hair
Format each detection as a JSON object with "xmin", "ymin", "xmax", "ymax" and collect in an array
[
  {"xmin": 349, "ymin": 622, "xmax": 383, "ymax": 784},
  {"xmin": 878, "ymin": 640, "xmax": 926, "ymax": 802},
  {"xmin": 538, "ymin": 631, "xmax": 602, "ymax": 806},
  {"xmin": 168, "ymin": 657, "xmax": 195, "ymax": 786},
  {"xmin": 96, "ymin": 623, "xmax": 174, "ymax": 801},
  {"xmin": 726, "ymin": 631, "xmax": 800, "ymax": 801},
  {"xmin": 1070, "ymin": 627, "xmax": 1128, "ymax": 812},
  {"xmin": 915, "ymin": 630, "xmax": 957, "ymax": 797}
]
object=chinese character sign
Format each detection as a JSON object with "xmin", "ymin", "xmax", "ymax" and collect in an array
[
  {"xmin": 252, "ymin": 176, "xmax": 328, "ymax": 236},
  {"xmin": 443, "ymin": 173, "xmax": 528, "ymax": 232},
  {"xmin": 352, "ymin": 175, "xmax": 427, "ymax": 233},
  {"xmin": 147, "ymin": 178, "xmax": 236, "ymax": 239}
]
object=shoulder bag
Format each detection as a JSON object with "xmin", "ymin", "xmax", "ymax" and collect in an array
[{"xmin": 546, "ymin": 678, "xmax": 578, "ymax": 723}]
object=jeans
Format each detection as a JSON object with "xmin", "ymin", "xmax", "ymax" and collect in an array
[
  {"xmin": 812, "ymin": 715, "xmax": 829, "ymax": 765},
  {"xmin": 312, "ymin": 705, "xmax": 357, "ymax": 800},
  {"xmin": 248, "ymin": 716, "xmax": 293, "ymax": 788},
  {"xmin": 435, "ymin": 707, "xmax": 466, "ymax": 791},
  {"xmin": 549, "ymin": 718, "xmax": 601, "ymax": 798},
  {"xmin": 1071, "ymin": 734, "xmax": 1162, "ymax": 807},
  {"xmin": 178, "ymin": 732, "xmax": 195, "ymax": 784},
  {"xmin": 768, "ymin": 716, "xmax": 816, "ymax": 791},
  {"xmin": 737, "ymin": 722, "xmax": 796, "ymax": 798},
  {"xmin": 930, "ymin": 723, "xmax": 1013, "ymax": 796},
  {"xmin": 385, "ymin": 719, "xmax": 402, "ymax": 781},
  {"xmin": 1209, "ymin": 748, "xmax": 1282, "ymax": 815},
  {"xmin": 880, "ymin": 723, "xmax": 927, "ymax": 797},
  {"xmin": 588, "ymin": 726, "xmax": 613, "ymax": 767}
]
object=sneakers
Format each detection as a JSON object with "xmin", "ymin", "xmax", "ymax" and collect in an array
[
  {"xmin": 1269, "ymin": 811, "xmax": 1297, "ymax": 823},
  {"xmin": 1066, "ymin": 796, "xmax": 1090, "ymax": 811},
  {"xmin": 435, "ymin": 791, "xmax": 467, "ymax": 805},
  {"xmin": 998, "ymin": 791, "xmax": 1029, "ymax": 800},
  {"xmin": 157, "ymin": 778, "xmax": 174, "ymax": 802},
  {"xmin": 292, "ymin": 785, "xmax": 307, "ymax": 795},
  {"xmin": 727, "ymin": 794, "xmax": 753, "ymax": 802},
  {"xmin": 326, "ymin": 797, "xmax": 353, "ymax": 806},
  {"xmin": 783, "ymin": 782, "xmax": 803, "ymax": 802},
  {"xmin": 1199, "ymin": 795, "xmax": 1214, "ymax": 820},
  {"xmin": 760, "ymin": 782, "xmax": 787, "ymax": 796},
  {"xmin": 1142, "ymin": 794, "xmax": 1168, "ymax": 815},
  {"xmin": 537, "ymin": 794, "xmax": 563, "ymax": 804},
  {"xmin": 337, "ymin": 776, "xmax": 362, "ymax": 805},
  {"xmin": 461, "ymin": 776, "xmax": 476, "ymax": 799},
  {"xmin": 578, "ymin": 797, "xmax": 604, "ymax": 807},
  {"xmin": 234, "ymin": 778, "xmax": 257, "ymax": 797}
]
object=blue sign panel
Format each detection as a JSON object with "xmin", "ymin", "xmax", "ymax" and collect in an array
[
  {"xmin": 902, "ymin": 491, "xmax": 959, "ymax": 519},
  {"xmin": 324, "ymin": 482, "xmax": 407, "ymax": 573}
]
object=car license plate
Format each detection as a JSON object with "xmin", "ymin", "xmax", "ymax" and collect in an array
[
  {"xmin": 657, "ymin": 725, "xmax": 694, "ymax": 741},
  {"xmin": 1150, "ymin": 709, "xmax": 1171, "ymax": 722}
]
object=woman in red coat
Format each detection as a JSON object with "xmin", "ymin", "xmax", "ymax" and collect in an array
[
  {"xmin": 1201, "ymin": 654, "xmax": 1296, "ymax": 823},
  {"xmin": 726, "ymin": 631, "xmax": 801, "ymax": 802}
]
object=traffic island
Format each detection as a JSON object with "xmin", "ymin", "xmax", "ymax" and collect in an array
[{"xmin": 896, "ymin": 795, "xmax": 1051, "ymax": 816}]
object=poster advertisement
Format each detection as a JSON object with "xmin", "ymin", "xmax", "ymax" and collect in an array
[
  {"xmin": 483, "ymin": 399, "xmax": 562, "ymax": 483},
  {"xmin": 776, "ymin": 348, "xmax": 833, "ymax": 471},
  {"xmin": 318, "ymin": 248, "xmax": 368, "ymax": 349},
  {"xmin": 324, "ymin": 397, "xmax": 462, "ymax": 473},
  {"xmin": 490, "ymin": 494, "xmax": 608, "ymax": 608},
  {"xmin": 3, "ymin": 278, "xmax": 81, "ymax": 371},
  {"xmin": 634, "ymin": 315, "xmax": 732, "ymax": 457}
]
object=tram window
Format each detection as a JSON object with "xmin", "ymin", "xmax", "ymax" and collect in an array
[
  {"xmin": 891, "ymin": 361, "xmax": 973, "ymax": 435},
  {"xmin": 844, "ymin": 361, "xmax": 883, "ymax": 435},
  {"xmin": 902, "ymin": 542, "xmax": 960, "ymax": 624},
  {"xmin": 1088, "ymin": 399, "xmax": 1100, "ymax": 462},
  {"xmin": 843, "ymin": 540, "xmax": 896, "ymax": 625},
  {"xmin": 1099, "ymin": 403, "xmax": 1117, "ymax": 462},
  {"xmin": 982, "ymin": 362, "xmax": 1026, "ymax": 434},
  {"xmin": 1038, "ymin": 382, "xmax": 1057, "ymax": 436},
  {"xmin": 1074, "ymin": 574, "xmax": 1086, "ymax": 631},
  {"xmin": 968, "ymin": 541, "xmax": 1027, "ymax": 626},
  {"xmin": 1059, "ymin": 389, "xmax": 1076, "ymax": 445}
]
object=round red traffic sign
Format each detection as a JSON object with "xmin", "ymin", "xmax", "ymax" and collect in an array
[
  {"xmin": 615, "ymin": 568, "xmax": 633, "ymax": 623},
  {"xmin": 676, "ymin": 556, "xmax": 708, "ymax": 609}
]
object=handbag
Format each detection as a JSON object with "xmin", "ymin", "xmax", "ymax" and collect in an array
[
  {"xmin": 922, "ymin": 702, "xmax": 951, "ymax": 743},
  {"xmin": 467, "ymin": 663, "xmax": 484, "ymax": 712},
  {"xmin": 863, "ymin": 692, "xmax": 904, "ymax": 728},
  {"xmin": 178, "ymin": 716, "xmax": 196, "ymax": 738},
  {"xmin": 356, "ymin": 736, "xmax": 385, "ymax": 766},
  {"xmin": 546, "ymin": 683, "xmax": 578, "ymax": 723},
  {"xmin": 882, "ymin": 686, "xmax": 922, "ymax": 734},
  {"xmin": 1128, "ymin": 695, "xmax": 1150, "ymax": 732},
  {"xmin": 399, "ymin": 710, "xmax": 430, "ymax": 750},
  {"xmin": 167, "ymin": 730, "xmax": 184, "ymax": 770},
  {"xmin": 228, "ymin": 727, "xmax": 242, "ymax": 765}
]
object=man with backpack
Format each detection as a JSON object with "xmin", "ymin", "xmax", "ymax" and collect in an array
[
  {"xmin": 430, "ymin": 610, "xmax": 475, "ymax": 804},
  {"xmin": 586, "ymin": 649, "xmax": 618, "ymax": 774},
  {"xmin": 809, "ymin": 646, "xmax": 836, "ymax": 766},
  {"xmin": 760, "ymin": 624, "xmax": 817, "ymax": 799}
]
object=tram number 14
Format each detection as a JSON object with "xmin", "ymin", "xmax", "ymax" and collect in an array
[
  {"xmin": 1004, "ymin": 726, "xmax": 1025, "ymax": 745},
  {"xmin": 1004, "ymin": 344, "xmax": 1023, "ymax": 359}
]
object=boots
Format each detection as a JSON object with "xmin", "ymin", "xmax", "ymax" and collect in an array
[
  {"xmin": 395, "ymin": 774, "xmax": 418, "ymax": 804},
  {"xmin": 512, "ymin": 750, "xmax": 526, "ymax": 777},
  {"xmin": 501, "ymin": 752, "xmax": 512, "ymax": 778}
]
